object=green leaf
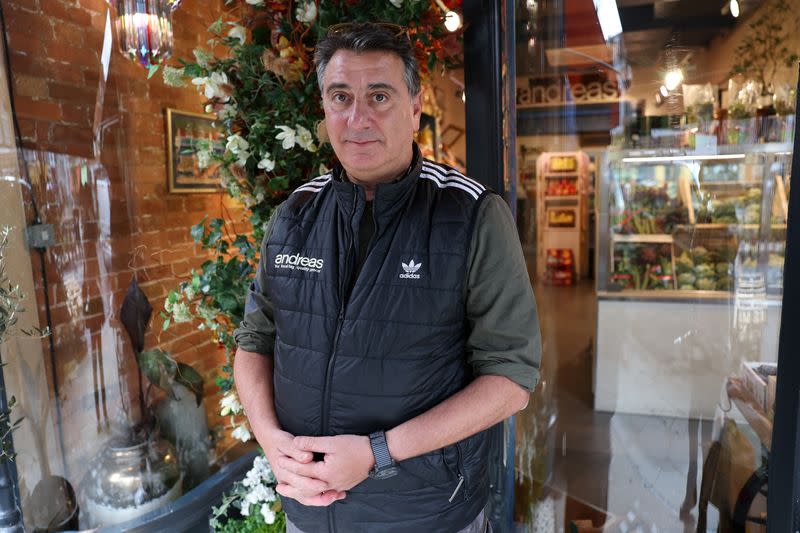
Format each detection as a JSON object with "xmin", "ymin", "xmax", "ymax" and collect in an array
[
  {"xmin": 176, "ymin": 362, "xmax": 205, "ymax": 406},
  {"xmin": 191, "ymin": 217, "xmax": 208, "ymax": 243},
  {"xmin": 147, "ymin": 64, "xmax": 160, "ymax": 79},
  {"xmin": 136, "ymin": 349, "xmax": 178, "ymax": 399},
  {"xmin": 162, "ymin": 318, "xmax": 171, "ymax": 331}
]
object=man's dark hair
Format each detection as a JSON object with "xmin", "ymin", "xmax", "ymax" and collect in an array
[{"xmin": 314, "ymin": 22, "xmax": 421, "ymax": 97}]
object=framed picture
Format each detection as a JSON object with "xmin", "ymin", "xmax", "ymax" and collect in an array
[
  {"xmin": 166, "ymin": 108, "xmax": 225, "ymax": 193},
  {"xmin": 415, "ymin": 112, "xmax": 440, "ymax": 161}
]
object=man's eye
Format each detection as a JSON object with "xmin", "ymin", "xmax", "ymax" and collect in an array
[
  {"xmin": 333, "ymin": 93, "xmax": 348, "ymax": 103},
  {"xmin": 374, "ymin": 94, "xmax": 388, "ymax": 103}
]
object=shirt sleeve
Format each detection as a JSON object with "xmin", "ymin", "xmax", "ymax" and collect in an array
[
  {"xmin": 233, "ymin": 202, "xmax": 285, "ymax": 356},
  {"xmin": 465, "ymin": 194, "xmax": 542, "ymax": 391}
]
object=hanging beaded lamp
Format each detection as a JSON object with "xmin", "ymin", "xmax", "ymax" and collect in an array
[{"xmin": 106, "ymin": 0, "xmax": 182, "ymax": 68}]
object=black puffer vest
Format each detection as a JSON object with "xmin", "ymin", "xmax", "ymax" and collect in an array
[{"xmin": 265, "ymin": 147, "xmax": 494, "ymax": 532}]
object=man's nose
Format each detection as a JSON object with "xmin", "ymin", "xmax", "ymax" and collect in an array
[{"xmin": 347, "ymin": 99, "xmax": 371, "ymax": 129}]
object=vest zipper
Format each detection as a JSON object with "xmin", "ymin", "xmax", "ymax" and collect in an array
[{"xmin": 321, "ymin": 184, "xmax": 358, "ymax": 437}]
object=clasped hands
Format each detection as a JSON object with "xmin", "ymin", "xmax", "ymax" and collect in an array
[{"xmin": 263, "ymin": 429, "xmax": 376, "ymax": 507}]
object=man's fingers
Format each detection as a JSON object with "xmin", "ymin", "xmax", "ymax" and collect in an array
[
  {"xmin": 277, "ymin": 442, "xmax": 314, "ymax": 463},
  {"xmin": 294, "ymin": 435, "xmax": 334, "ymax": 453},
  {"xmin": 278, "ymin": 456, "xmax": 323, "ymax": 479},
  {"xmin": 276, "ymin": 483, "xmax": 346, "ymax": 506},
  {"xmin": 276, "ymin": 467, "xmax": 329, "ymax": 494}
]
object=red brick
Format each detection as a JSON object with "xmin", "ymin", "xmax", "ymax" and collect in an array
[
  {"xmin": 14, "ymin": 73, "xmax": 48, "ymax": 98},
  {"xmin": 13, "ymin": 95, "xmax": 62, "ymax": 121},
  {"xmin": 56, "ymin": 21, "xmax": 88, "ymax": 48},
  {"xmin": 42, "ymin": 0, "xmax": 94, "ymax": 26},
  {"xmin": 45, "ymin": 43, "xmax": 100, "ymax": 69},
  {"xmin": 60, "ymin": 103, "xmax": 93, "ymax": 125},
  {"xmin": 4, "ymin": 4, "xmax": 53, "ymax": 39},
  {"xmin": 48, "ymin": 81, "xmax": 97, "ymax": 106},
  {"xmin": 6, "ymin": 31, "xmax": 46, "ymax": 57}
]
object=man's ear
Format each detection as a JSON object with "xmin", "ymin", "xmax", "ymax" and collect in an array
[{"xmin": 412, "ymin": 91, "xmax": 423, "ymax": 132}]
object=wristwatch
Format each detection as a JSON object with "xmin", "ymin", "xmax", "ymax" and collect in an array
[{"xmin": 367, "ymin": 431, "xmax": 399, "ymax": 479}]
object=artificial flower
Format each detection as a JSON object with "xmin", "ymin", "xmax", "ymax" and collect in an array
[
  {"xmin": 275, "ymin": 125, "xmax": 296, "ymax": 149},
  {"xmin": 257, "ymin": 153, "xmax": 276, "ymax": 171},
  {"xmin": 389, "ymin": 0, "xmax": 403, "ymax": 7},
  {"xmin": 245, "ymin": 0, "xmax": 264, "ymax": 4},
  {"xmin": 161, "ymin": 66, "xmax": 186, "ymax": 87},
  {"xmin": 220, "ymin": 391, "xmax": 243, "ymax": 416},
  {"xmin": 296, "ymin": 124, "xmax": 317, "ymax": 152},
  {"xmin": 197, "ymin": 150, "xmax": 212, "ymax": 169},
  {"xmin": 295, "ymin": 0, "xmax": 317, "ymax": 24},
  {"xmin": 227, "ymin": 23, "xmax": 247, "ymax": 45},
  {"xmin": 232, "ymin": 424, "xmax": 252, "ymax": 442},
  {"xmin": 193, "ymin": 47, "xmax": 214, "ymax": 69}
]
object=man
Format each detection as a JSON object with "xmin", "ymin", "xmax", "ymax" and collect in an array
[{"xmin": 233, "ymin": 22, "xmax": 541, "ymax": 533}]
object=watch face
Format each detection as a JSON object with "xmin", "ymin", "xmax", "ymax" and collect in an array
[{"xmin": 371, "ymin": 466, "xmax": 399, "ymax": 480}]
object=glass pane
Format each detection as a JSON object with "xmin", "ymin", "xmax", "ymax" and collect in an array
[
  {"xmin": 514, "ymin": 0, "xmax": 792, "ymax": 529},
  {"xmin": 0, "ymin": 3, "xmax": 236, "ymax": 530}
]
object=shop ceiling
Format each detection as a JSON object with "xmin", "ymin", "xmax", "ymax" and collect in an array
[{"xmin": 518, "ymin": 0, "xmax": 762, "ymax": 74}]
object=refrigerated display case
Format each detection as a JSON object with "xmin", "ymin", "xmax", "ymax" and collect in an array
[{"xmin": 594, "ymin": 143, "xmax": 790, "ymax": 418}]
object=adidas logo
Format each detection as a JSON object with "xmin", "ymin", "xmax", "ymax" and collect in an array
[{"xmin": 399, "ymin": 259, "xmax": 422, "ymax": 279}]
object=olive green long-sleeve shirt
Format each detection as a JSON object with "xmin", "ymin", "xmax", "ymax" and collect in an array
[{"xmin": 234, "ymin": 192, "xmax": 541, "ymax": 391}]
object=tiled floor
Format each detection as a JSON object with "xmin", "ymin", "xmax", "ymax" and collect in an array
[{"xmin": 513, "ymin": 278, "xmax": 722, "ymax": 532}]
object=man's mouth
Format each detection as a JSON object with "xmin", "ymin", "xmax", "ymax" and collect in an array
[{"xmin": 347, "ymin": 140, "xmax": 379, "ymax": 146}]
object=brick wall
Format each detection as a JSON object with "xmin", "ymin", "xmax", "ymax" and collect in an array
[{"xmin": 3, "ymin": 0, "xmax": 239, "ymax": 480}]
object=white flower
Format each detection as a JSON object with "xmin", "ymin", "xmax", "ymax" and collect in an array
[
  {"xmin": 245, "ymin": 0, "xmax": 264, "ymax": 4},
  {"xmin": 275, "ymin": 125, "xmax": 296, "ymax": 149},
  {"xmin": 261, "ymin": 504, "xmax": 276, "ymax": 524},
  {"xmin": 220, "ymin": 391, "xmax": 243, "ymax": 416},
  {"xmin": 319, "ymin": 163, "xmax": 330, "ymax": 175},
  {"xmin": 389, "ymin": 0, "xmax": 403, "ymax": 7},
  {"xmin": 192, "ymin": 71, "xmax": 230, "ymax": 101},
  {"xmin": 295, "ymin": 0, "xmax": 317, "ymax": 24},
  {"xmin": 296, "ymin": 124, "xmax": 317, "ymax": 152},
  {"xmin": 193, "ymin": 47, "xmax": 214, "ymax": 69},
  {"xmin": 232, "ymin": 424, "xmax": 252, "ymax": 442},
  {"xmin": 257, "ymin": 153, "xmax": 276, "ymax": 172},
  {"xmin": 161, "ymin": 66, "xmax": 186, "ymax": 87},
  {"xmin": 227, "ymin": 23, "xmax": 247, "ymax": 45},
  {"xmin": 197, "ymin": 150, "xmax": 212, "ymax": 169},
  {"xmin": 171, "ymin": 302, "xmax": 192, "ymax": 323},
  {"xmin": 226, "ymin": 134, "xmax": 249, "ymax": 155},
  {"xmin": 217, "ymin": 103, "xmax": 237, "ymax": 120}
]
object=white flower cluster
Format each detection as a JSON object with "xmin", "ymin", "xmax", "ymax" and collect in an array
[
  {"xmin": 220, "ymin": 390, "xmax": 243, "ymax": 416},
  {"xmin": 275, "ymin": 124, "xmax": 317, "ymax": 152},
  {"xmin": 227, "ymin": 23, "xmax": 247, "ymax": 45},
  {"xmin": 239, "ymin": 456, "xmax": 279, "ymax": 524},
  {"xmin": 295, "ymin": 0, "xmax": 317, "ymax": 24},
  {"xmin": 226, "ymin": 134, "xmax": 250, "ymax": 167},
  {"xmin": 245, "ymin": 0, "xmax": 264, "ymax": 5},
  {"xmin": 161, "ymin": 66, "xmax": 186, "ymax": 87},
  {"xmin": 164, "ymin": 299, "xmax": 192, "ymax": 323},
  {"xmin": 192, "ymin": 71, "xmax": 230, "ymax": 101}
]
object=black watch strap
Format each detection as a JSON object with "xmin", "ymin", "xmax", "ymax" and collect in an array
[{"xmin": 369, "ymin": 431, "xmax": 394, "ymax": 470}]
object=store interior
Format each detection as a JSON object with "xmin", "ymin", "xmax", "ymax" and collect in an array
[{"xmin": 499, "ymin": 0, "xmax": 794, "ymax": 529}]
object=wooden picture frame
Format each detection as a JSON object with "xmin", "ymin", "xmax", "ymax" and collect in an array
[{"xmin": 166, "ymin": 108, "xmax": 225, "ymax": 193}]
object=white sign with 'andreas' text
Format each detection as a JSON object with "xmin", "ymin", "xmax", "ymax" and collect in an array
[{"xmin": 516, "ymin": 77, "xmax": 621, "ymax": 108}]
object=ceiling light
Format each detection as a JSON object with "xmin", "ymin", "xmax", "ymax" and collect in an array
[
  {"xmin": 659, "ymin": 85, "xmax": 669, "ymax": 97},
  {"xmin": 593, "ymin": 0, "xmax": 623, "ymax": 41},
  {"xmin": 444, "ymin": 11, "xmax": 461, "ymax": 32},
  {"xmin": 528, "ymin": 37, "xmax": 536, "ymax": 49},
  {"xmin": 730, "ymin": 0, "xmax": 740, "ymax": 17},
  {"xmin": 664, "ymin": 69, "xmax": 683, "ymax": 91},
  {"xmin": 655, "ymin": 92, "xmax": 663, "ymax": 106}
]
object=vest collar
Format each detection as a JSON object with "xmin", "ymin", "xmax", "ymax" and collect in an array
[{"xmin": 331, "ymin": 143, "xmax": 423, "ymax": 223}]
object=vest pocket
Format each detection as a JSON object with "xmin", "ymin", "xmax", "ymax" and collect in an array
[{"xmin": 442, "ymin": 442, "xmax": 469, "ymax": 502}]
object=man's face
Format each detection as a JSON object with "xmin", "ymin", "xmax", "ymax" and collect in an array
[{"xmin": 321, "ymin": 50, "xmax": 421, "ymax": 183}]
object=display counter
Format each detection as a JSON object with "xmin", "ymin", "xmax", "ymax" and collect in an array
[{"xmin": 594, "ymin": 143, "xmax": 790, "ymax": 418}]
